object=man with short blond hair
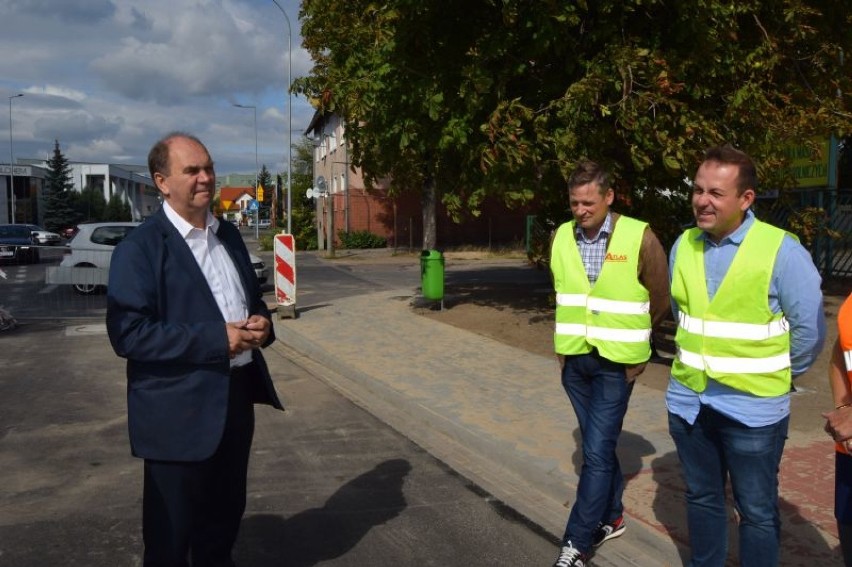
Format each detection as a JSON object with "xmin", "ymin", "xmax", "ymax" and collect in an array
[{"xmin": 550, "ymin": 159, "xmax": 669, "ymax": 567}]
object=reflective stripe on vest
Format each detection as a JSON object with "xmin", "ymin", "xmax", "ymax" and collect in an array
[
  {"xmin": 671, "ymin": 220, "xmax": 791, "ymax": 396},
  {"xmin": 551, "ymin": 215, "xmax": 652, "ymax": 364},
  {"xmin": 555, "ymin": 322, "xmax": 652, "ymax": 343},
  {"xmin": 557, "ymin": 294, "xmax": 650, "ymax": 315},
  {"xmin": 677, "ymin": 312, "xmax": 790, "ymax": 341},
  {"xmin": 677, "ymin": 348, "xmax": 791, "ymax": 374}
]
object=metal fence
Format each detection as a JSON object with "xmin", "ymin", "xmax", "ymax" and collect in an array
[
  {"xmin": 525, "ymin": 188, "xmax": 852, "ymax": 280},
  {"xmin": 0, "ymin": 244, "xmax": 110, "ymax": 324},
  {"xmin": 1, "ymin": 228, "xmax": 273, "ymax": 325},
  {"xmin": 753, "ymin": 187, "xmax": 852, "ymax": 278}
]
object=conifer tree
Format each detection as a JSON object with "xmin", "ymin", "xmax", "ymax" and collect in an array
[
  {"xmin": 258, "ymin": 164, "xmax": 273, "ymax": 203},
  {"xmin": 104, "ymin": 193, "xmax": 132, "ymax": 221},
  {"xmin": 42, "ymin": 140, "xmax": 79, "ymax": 232}
]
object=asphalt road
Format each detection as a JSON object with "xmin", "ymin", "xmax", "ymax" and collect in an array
[{"xmin": 0, "ymin": 241, "xmax": 558, "ymax": 566}]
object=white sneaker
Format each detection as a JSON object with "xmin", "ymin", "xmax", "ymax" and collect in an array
[{"xmin": 552, "ymin": 540, "xmax": 588, "ymax": 567}]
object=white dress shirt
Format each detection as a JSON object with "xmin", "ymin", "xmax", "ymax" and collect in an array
[{"xmin": 163, "ymin": 202, "xmax": 251, "ymax": 367}]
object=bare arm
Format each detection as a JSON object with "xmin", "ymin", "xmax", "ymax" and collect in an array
[{"xmin": 823, "ymin": 339, "xmax": 852, "ymax": 444}]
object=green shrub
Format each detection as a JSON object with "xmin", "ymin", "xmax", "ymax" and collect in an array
[
  {"xmin": 337, "ymin": 230, "xmax": 387, "ymax": 249},
  {"xmin": 258, "ymin": 233, "xmax": 274, "ymax": 251}
]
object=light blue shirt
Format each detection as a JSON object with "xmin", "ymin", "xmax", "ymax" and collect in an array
[{"xmin": 666, "ymin": 210, "xmax": 826, "ymax": 426}]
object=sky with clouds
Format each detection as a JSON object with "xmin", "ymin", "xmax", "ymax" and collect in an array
[{"xmin": 0, "ymin": 0, "xmax": 315, "ymax": 178}]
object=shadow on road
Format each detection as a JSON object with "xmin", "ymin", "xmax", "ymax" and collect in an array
[{"xmin": 236, "ymin": 459, "xmax": 412, "ymax": 566}]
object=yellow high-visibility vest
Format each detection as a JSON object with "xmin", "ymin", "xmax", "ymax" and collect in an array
[
  {"xmin": 551, "ymin": 215, "xmax": 652, "ymax": 364},
  {"xmin": 671, "ymin": 220, "xmax": 791, "ymax": 396}
]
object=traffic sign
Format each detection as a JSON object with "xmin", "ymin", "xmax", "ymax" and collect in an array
[{"xmin": 248, "ymin": 199, "xmax": 259, "ymax": 211}]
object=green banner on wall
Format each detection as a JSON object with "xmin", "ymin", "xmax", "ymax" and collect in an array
[{"xmin": 783, "ymin": 139, "xmax": 830, "ymax": 188}]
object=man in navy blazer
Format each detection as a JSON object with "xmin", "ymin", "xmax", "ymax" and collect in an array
[{"xmin": 107, "ymin": 132, "xmax": 283, "ymax": 567}]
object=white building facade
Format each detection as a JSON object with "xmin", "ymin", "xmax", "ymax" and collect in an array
[{"xmin": 3, "ymin": 160, "xmax": 160, "ymax": 224}]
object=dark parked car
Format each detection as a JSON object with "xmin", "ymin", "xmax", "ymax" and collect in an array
[{"xmin": 0, "ymin": 224, "xmax": 40, "ymax": 264}]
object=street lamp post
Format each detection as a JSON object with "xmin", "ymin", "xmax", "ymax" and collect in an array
[
  {"xmin": 8, "ymin": 93, "xmax": 23, "ymax": 223},
  {"xmin": 271, "ymin": 0, "xmax": 292, "ymax": 234},
  {"xmin": 233, "ymin": 103, "xmax": 259, "ymax": 240}
]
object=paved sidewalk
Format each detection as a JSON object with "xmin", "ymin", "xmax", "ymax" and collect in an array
[{"xmin": 271, "ymin": 257, "xmax": 842, "ymax": 566}]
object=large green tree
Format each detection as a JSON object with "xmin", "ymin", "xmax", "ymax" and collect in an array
[
  {"xmin": 297, "ymin": 1, "xmax": 504, "ymax": 248},
  {"xmin": 42, "ymin": 140, "xmax": 79, "ymax": 232},
  {"xmin": 295, "ymin": 0, "xmax": 851, "ymax": 249}
]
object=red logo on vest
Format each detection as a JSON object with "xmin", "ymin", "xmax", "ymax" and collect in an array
[{"xmin": 605, "ymin": 252, "xmax": 628, "ymax": 262}]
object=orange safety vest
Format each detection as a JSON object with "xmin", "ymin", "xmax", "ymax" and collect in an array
[{"xmin": 837, "ymin": 294, "xmax": 852, "ymax": 454}]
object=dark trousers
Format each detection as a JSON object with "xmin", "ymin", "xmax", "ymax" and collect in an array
[
  {"xmin": 668, "ymin": 405, "xmax": 788, "ymax": 567},
  {"xmin": 560, "ymin": 351, "xmax": 634, "ymax": 552},
  {"xmin": 142, "ymin": 368, "xmax": 255, "ymax": 567},
  {"xmin": 836, "ymin": 451, "xmax": 852, "ymax": 566}
]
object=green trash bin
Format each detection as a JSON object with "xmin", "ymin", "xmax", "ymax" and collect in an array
[{"xmin": 420, "ymin": 249, "xmax": 444, "ymax": 300}]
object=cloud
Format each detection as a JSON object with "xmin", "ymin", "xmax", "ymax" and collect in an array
[
  {"xmin": 91, "ymin": 0, "xmax": 284, "ymax": 105},
  {"xmin": 8, "ymin": 0, "xmax": 116, "ymax": 23},
  {"xmin": 24, "ymin": 85, "xmax": 88, "ymax": 103},
  {"xmin": 0, "ymin": 0, "xmax": 314, "ymax": 175},
  {"xmin": 66, "ymin": 138, "xmax": 127, "ymax": 163},
  {"xmin": 32, "ymin": 110, "xmax": 122, "ymax": 143},
  {"xmin": 128, "ymin": 7, "xmax": 153, "ymax": 32}
]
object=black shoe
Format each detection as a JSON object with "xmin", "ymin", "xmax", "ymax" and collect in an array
[{"xmin": 592, "ymin": 515, "xmax": 626, "ymax": 548}]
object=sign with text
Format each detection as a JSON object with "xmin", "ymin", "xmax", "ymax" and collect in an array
[
  {"xmin": 783, "ymin": 139, "xmax": 830, "ymax": 188},
  {"xmin": 0, "ymin": 165, "xmax": 32, "ymax": 176}
]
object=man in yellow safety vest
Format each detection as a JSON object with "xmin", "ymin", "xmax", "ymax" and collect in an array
[
  {"xmin": 668, "ymin": 145, "xmax": 825, "ymax": 567},
  {"xmin": 550, "ymin": 160, "xmax": 670, "ymax": 567}
]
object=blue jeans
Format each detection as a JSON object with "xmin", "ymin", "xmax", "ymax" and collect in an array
[
  {"xmin": 560, "ymin": 351, "xmax": 634, "ymax": 552},
  {"xmin": 668, "ymin": 405, "xmax": 789, "ymax": 567}
]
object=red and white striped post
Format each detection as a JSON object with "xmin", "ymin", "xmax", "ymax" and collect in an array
[{"xmin": 273, "ymin": 233, "xmax": 297, "ymax": 318}]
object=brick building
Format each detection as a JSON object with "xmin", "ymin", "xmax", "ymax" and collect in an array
[{"xmin": 305, "ymin": 112, "xmax": 532, "ymax": 250}]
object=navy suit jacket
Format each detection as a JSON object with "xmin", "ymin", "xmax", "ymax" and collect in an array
[{"xmin": 106, "ymin": 209, "xmax": 283, "ymax": 462}]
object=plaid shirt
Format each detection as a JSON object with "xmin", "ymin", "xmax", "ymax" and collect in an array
[{"xmin": 574, "ymin": 212, "xmax": 613, "ymax": 284}]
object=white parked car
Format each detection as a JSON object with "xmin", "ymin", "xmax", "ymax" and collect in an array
[
  {"xmin": 53, "ymin": 221, "xmax": 268, "ymax": 294},
  {"xmin": 58, "ymin": 222, "xmax": 140, "ymax": 294}
]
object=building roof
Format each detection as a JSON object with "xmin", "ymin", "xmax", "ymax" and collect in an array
[{"xmin": 218, "ymin": 186, "xmax": 256, "ymax": 207}]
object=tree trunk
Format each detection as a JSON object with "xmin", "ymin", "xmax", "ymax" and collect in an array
[{"xmin": 421, "ymin": 175, "xmax": 437, "ymax": 250}]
